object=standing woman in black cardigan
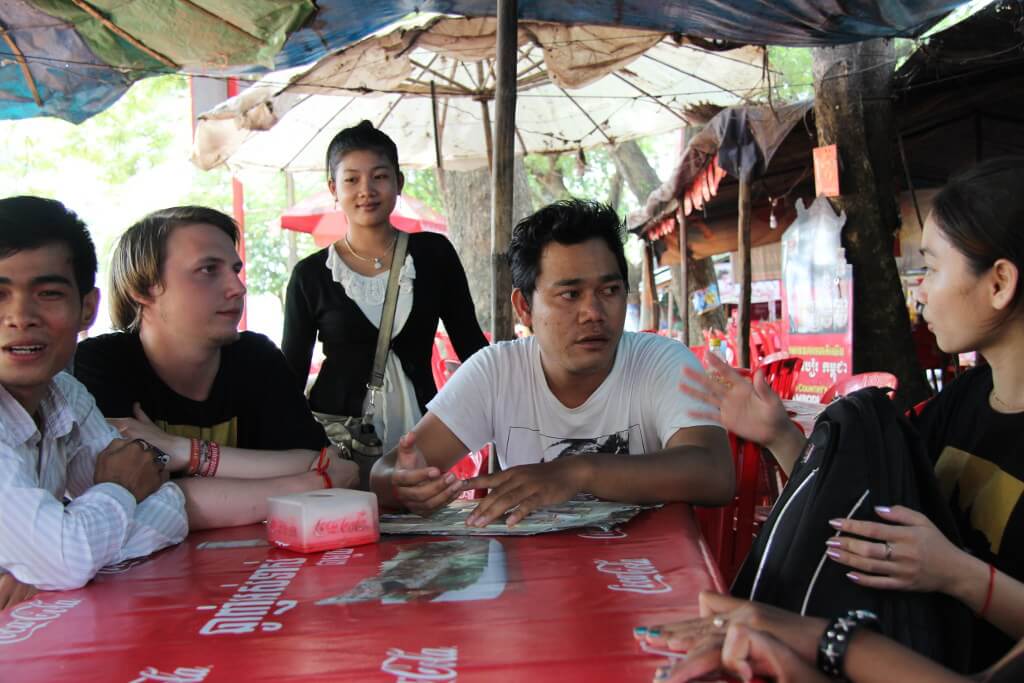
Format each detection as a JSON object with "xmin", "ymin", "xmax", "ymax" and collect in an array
[{"xmin": 282, "ymin": 121, "xmax": 488, "ymax": 453}]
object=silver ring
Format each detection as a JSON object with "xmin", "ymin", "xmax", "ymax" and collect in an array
[
  {"xmin": 883, "ymin": 541, "xmax": 894, "ymax": 561},
  {"xmin": 132, "ymin": 438, "xmax": 169, "ymax": 469},
  {"xmin": 712, "ymin": 616, "xmax": 727, "ymax": 629}
]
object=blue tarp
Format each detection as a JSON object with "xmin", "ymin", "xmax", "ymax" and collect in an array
[
  {"xmin": 0, "ymin": 0, "xmax": 973, "ymax": 123},
  {"xmin": 277, "ymin": 0, "xmax": 970, "ymax": 69}
]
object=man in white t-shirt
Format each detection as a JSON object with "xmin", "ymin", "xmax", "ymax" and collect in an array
[{"xmin": 370, "ymin": 199, "xmax": 733, "ymax": 527}]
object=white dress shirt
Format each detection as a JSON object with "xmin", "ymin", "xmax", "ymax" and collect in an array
[{"xmin": 0, "ymin": 372, "xmax": 188, "ymax": 590}]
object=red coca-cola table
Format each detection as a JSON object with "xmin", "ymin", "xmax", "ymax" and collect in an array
[{"xmin": 1, "ymin": 504, "xmax": 723, "ymax": 682}]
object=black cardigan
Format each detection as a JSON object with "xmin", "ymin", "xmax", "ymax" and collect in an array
[{"xmin": 282, "ymin": 232, "xmax": 488, "ymax": 416}]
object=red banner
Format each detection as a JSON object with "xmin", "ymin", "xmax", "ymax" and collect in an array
[
  {"xmin": 781, "ymin": 198, "xmax": 854, "ymax": 402},
  {"xmin": 2, "ymin": 505, "xmax": 723, "ymax": 682}
]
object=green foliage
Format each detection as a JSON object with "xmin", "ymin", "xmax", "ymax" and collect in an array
[
  {"xmin": 522, "ymin": 147, "xmax": 629, "ymax": 213},
  {"xmin": 767, "ymin": 47, "xmax": 814, "ymax": 102},
  {"xmin": 0, "ymin": 74, "xmax": 322, "ymax": 317},
  {"xmin": 402, "ymin": 168, "xmax": 444, "ymax": 213},
  {"xmin": 0, "ymin": 71, "xmax": 679, "ymax": 312}
]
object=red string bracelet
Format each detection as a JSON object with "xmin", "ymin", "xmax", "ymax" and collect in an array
[
  {"xmin": 187, "ymin": 438, "xmax": 200, "ymax": 475},
  {"xmin": 315, "ymin": 447, "xmax": 332, "ymax": 489},
  {"xmin": 979, "ymin": 563, "xmax": 996, "ymax": 619}
]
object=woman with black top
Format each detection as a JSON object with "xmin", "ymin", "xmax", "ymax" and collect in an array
[
  {"xmin": 644, "ymin": 591, "xmax": 1024, "ymax": 683},
  {"xmin": 642, "ymin": 157, "xmax": 1024, "ymax": 678},
  {"xmin": 282, "ymin": 121, "xmax": 488, "ymax": 453}
]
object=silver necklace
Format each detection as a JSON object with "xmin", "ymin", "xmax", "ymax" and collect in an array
[
  {"xmin": 344, "ymin": 233, "xmax": 395, "ymax": 270},
  {"xmin": 991, "ymin": 388, "xmax": 1024, "ymax": 412}
]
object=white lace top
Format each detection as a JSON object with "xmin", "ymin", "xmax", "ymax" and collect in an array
[{"xmin": 325, "ymin": 246, "xmax": 422, "ymax": 453}]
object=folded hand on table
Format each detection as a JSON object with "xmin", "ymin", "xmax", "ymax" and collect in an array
[
  {"xmin": 463, "ymin": 456, "xmax": 586, "ymax": 528},
  {"xmin": 0, "ymin": 573, "xmax": 37, "ymax": 611},
  {"xmin": 635, "ymin": 592, "xmax": 824, "ymax": 662},
  {"xmin": 390, "ymin": 431, "xmax": 464, "ymax": 517},
  {"xmin": 655, "ymin": 624, "xmax": 829, "ymax": 683},
  {"xmin": 108, "ymin": 403, "xmax": 187, "ymax": 471}
]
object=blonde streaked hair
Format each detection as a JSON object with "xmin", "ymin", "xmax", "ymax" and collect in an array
[{"xmin": 109, "ymin": 206, "xmax": 238, "ymax": 331}]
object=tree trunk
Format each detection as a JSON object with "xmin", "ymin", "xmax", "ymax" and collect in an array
[
  {"xmin": 812, "ymin": 39, "xmax": 930, "ymax": 408},
  {"xmin": 611, "ymin": 139, "xmax": 725, "ymax": 345},
  {"xmin": 687, "ymin": 254, "xmax": 728, "ymax": 347},
  {"xmin": 612, "ymin": 140, "xmax": 663, "ymax": 329},
  {"xmin": 607, "ymin": 170, "xmax": 624, "ymax": 213},
  {"xmin": 640, "ymin": 242, "xmax": 659, "ymax": 330},
  {"xmin": 441, "ymin": 159, "xmax": 534, "ymax": 332},
  {"xmin": 610, "ymin": 139, "xmax": 661, "ymax": 199},
  {"xmin": 532, "ymin": 155, "xmax": 571, "ymax": 205}
]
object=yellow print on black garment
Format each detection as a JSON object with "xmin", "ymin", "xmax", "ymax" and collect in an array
[
  {"xmin": 156, "ymin": 418, "xmax": 239, "ymax": 449},
  {"xmin": 934, "ymin": 447, "xmax": 1024, "ymax": 554}
]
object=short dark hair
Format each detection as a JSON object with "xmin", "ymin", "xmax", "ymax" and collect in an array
[
  {"xmin": 0, "ymin": 196, "xmax": 97, "ymax": 297},
  {"xmin": 509, "ymin": 199, "xmax": 629, "ymax": 301},
  {"xmin": 109, "ymin": 206, "xmax": 238, "ymax": 331},
  {"xmin": 932, "ymin": 156, "xmax": 1024, "ymax": 311},
  {"xmin": 325, "ymin": 120, "xmax": 400, "ymax": 183}
]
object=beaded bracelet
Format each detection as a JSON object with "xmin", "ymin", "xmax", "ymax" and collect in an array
[
  {"xmin": 196, "ymin": 440, "xmax": 210, "ymax": 477},
  {"xmin": 817, "ymin": 609, "xmax": 879, "ymax": 680},
  {"xmin": 204, "ymin": 441, "xmax": 220, "ymax": 477}
]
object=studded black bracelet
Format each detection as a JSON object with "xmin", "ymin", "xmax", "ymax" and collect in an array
[{"xmin": 816, "ymin": 609, "xmax": 879, "ymax": 680}]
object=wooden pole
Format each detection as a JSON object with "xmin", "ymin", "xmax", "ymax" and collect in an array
[
  {"xmin": 641, "ymin": 241, "xmax": 659, "ymax": 330},
  {"xmin": 430, "ymin": 81, "xmax": 447, "ymax": 197},
  {"xmin": 490, "ymin": 0, "xmax": 517, "ymax": 341},
  {"xmin": 480, "ymin": 98, "xmax": 494, "ymax": 173},
  {"xmin": 737, "ymin": 177, "xmax": 752, "ymax": 368},
  {"xmin": 667, "ymin": 290, "xmax": 676, "ymax": 336},
  {"xmin": 676, "ymin": 128, "xmax": 689, "ymax": 344},
  {"xmin": 677, "ymin": 208, "xmax": 689, "ymax": 344},
  {"xmin": 284, "ymin": 172, "xmax": 298, "ymax": 273},
  {"xmin": 478, "ymin": 62, "xmax": 494, "ymax": 173},
  {"xmin": 226, "ymin": 77, "xmax": 247, "ymax": 332},
  {"xmin": 0, "ymin": 24, "xmax": 42, "ymax": 107}
]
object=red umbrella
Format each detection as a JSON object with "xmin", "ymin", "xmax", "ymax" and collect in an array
[{"xmin": 280, "ymin": 192, "xmax": 447, "ymax": 247}]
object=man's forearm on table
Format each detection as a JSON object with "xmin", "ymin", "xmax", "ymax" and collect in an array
[{"xmin": 574, "ymin": 448, "xmax": 734, "ymax": 505}]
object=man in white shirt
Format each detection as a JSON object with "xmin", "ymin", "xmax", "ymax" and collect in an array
[
  {"xmin": 371, "ymin": 199, "xmax": 734, "ymax": 527},
  {"xmin": 0, "ymin": 196, "xmax": 187, "ymax": 602}
]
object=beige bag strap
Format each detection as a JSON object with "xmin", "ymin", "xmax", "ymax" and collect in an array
[{"xmin": 364, "ymin": 231, "xmax": 409, "ymax": 420}]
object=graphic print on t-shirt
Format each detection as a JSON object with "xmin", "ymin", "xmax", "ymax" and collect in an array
[
  {"xmin": 504, "ymin": 424, "xmax": 642, "ymax": 463},
  {"xmin": 156, "ymin": 418, "xmax": 239, "ymax": 448},
  {"xmin": 935, "ymin": 446, "xmax": 1024, "ymax": 555}
]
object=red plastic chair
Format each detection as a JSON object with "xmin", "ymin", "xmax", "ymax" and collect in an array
[
  {"xmin": 749, "ymin": 327, "xmax": 769, "ymax": 366},
  {"xmin": 431, "ymin": 339, "xmax": 460, "ymax": 390},
  {"xmin": 690, "ymin": 344, "xmax": 708, "ymax": 364},
  {"xmin": 695, "ymin": 433, "xmax": 765, "ymax": 586},
  {"xmin": 450, "ymin": 445, "xmax": 491, "ymax": 500},
  {"xmin": 756, "ymin": 354, "xmax": 804, "ymax": 401},
  {"xmin": 820, "ymin": 372, "xmax": 899, "ymax": 404},
  {"xmin": 433, "ymin": 330, "xmax": 492, "ymax": 499},
  {"xmin": 694, "ymin": 368, "xmax": 775, "ymax": 585},
  {"xmin": 753, "ymin": 323, "xmax": 778, "ymax": 356}
]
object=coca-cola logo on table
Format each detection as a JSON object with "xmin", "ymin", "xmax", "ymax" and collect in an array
[
  {"xmin": 381, "ymin": 646, "xmax": 458, "ymax": 682},
  {"xmin": 0, "ymin": 598, "xmax": 81, "ymax": 645},
  {"xmin": 594, "ymin": 558, "xmax": 672, "ymax": 594},
  {"xmin": 128, "ymin": 665, "xmax": 212, "ymax": 682}
]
